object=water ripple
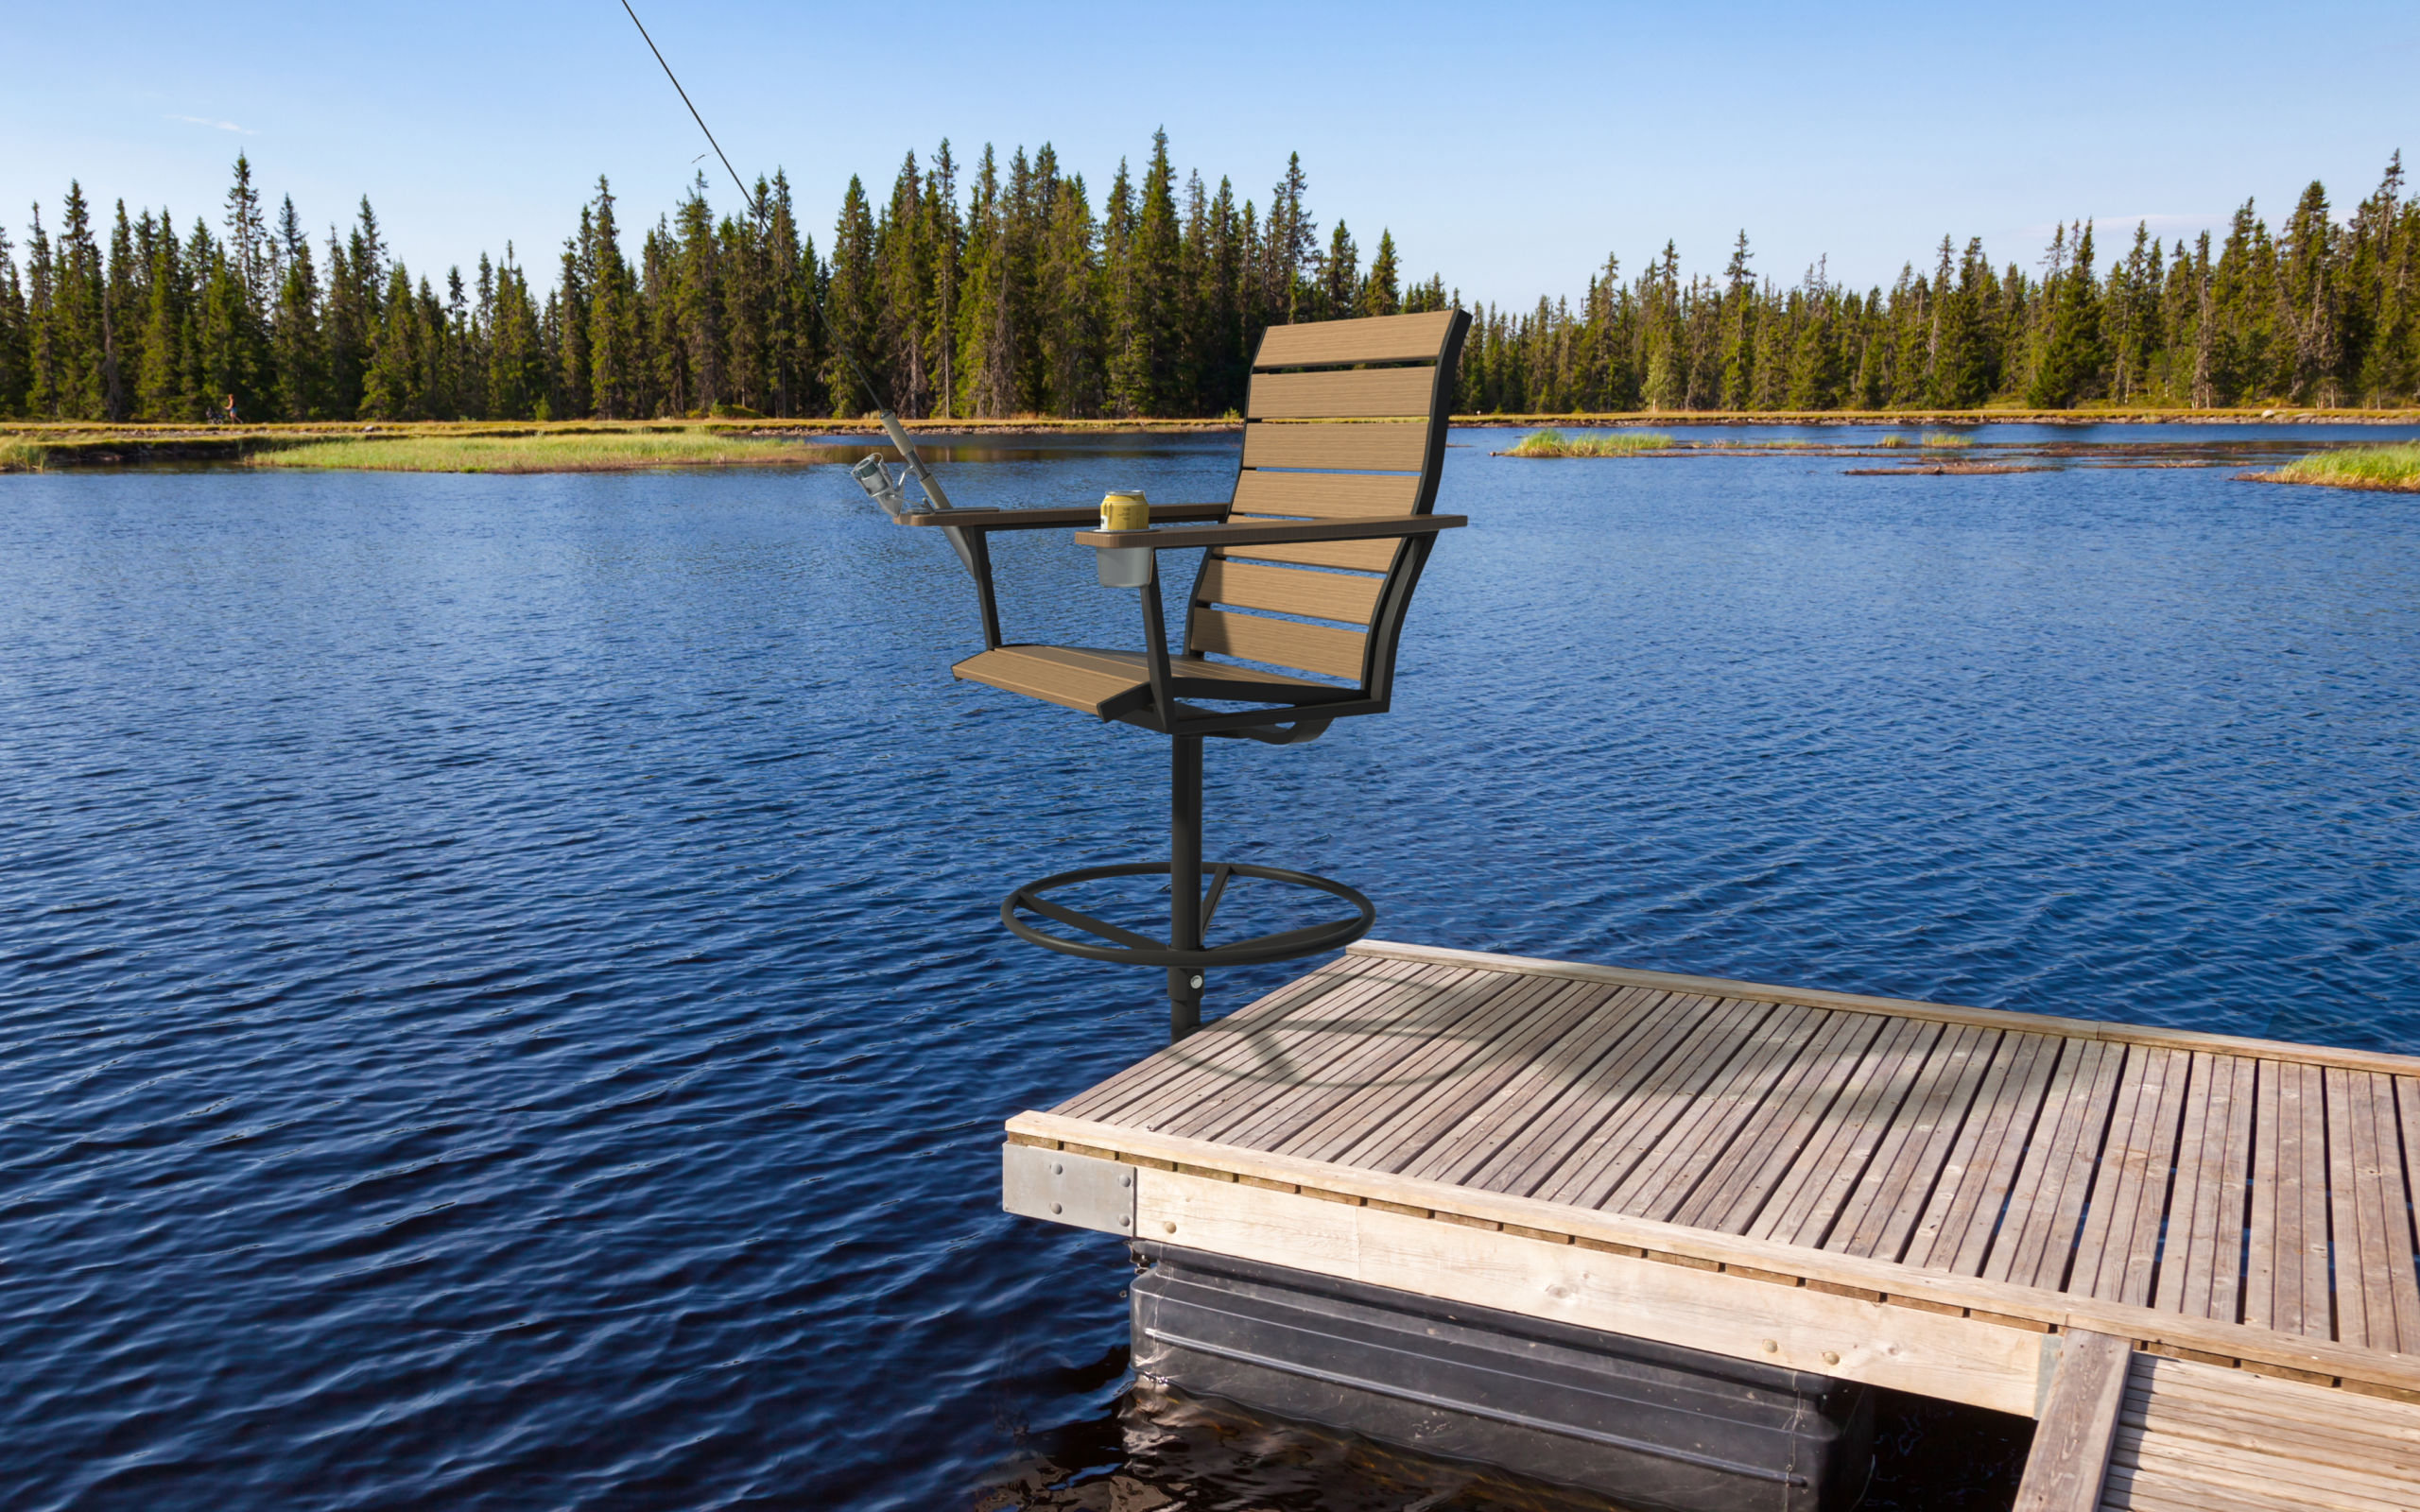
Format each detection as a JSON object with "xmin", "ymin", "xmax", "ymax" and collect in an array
[{"xmin": 2, "ymin": 429, "xmax": 2416, "ymax": 1508}]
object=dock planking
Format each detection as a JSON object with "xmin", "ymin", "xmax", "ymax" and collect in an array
[{"xmin": 1009, "ymin": 939, "xmax": 2420, "ymax": 1505}]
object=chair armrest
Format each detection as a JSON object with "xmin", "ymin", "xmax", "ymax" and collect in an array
[
  {"xmin": 1070, "ymin": 515, "xmax": 1466, "ymax": 551},
  {"xmin": 900, "ymin": 502, "xmax": 1226, "ymax": 533}
]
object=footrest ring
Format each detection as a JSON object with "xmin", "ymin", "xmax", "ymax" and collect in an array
[{"xmin": 1001, "ymin": 861, "xmax": 1374, "ymax": 969}]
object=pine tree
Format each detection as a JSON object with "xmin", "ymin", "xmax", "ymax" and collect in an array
[
  {"xmin": 323, "ymin": 198, "xmax": 386, "ymax": 418},
  {"xmin": 1265, "ymin": 153, "xmax": 1316, "ymax": 324},
  {"xmin": 1359, "ymin": 229, "xmax": 1400, "ymax": 318},
  {"xmin": 1720, "ymin": 232, "xmax": 1756, "ymax": 408},
  {"xmin": 1109, "ymin": 129, "xmax": 1181, "ymax": 416},
  {"xmin": 0, "ymin": 227, "xmax": 25, "ymax": 416},
  {"xmin": 824, "ymin": 175, "xmax": 878, "ymax": 416},
  {"xmin": 587, "ymin": 179, "xmax": 643, "ymax": 419},
  {"xmin": 45, "ymin": 184, "xmax": 108, "ymax": 418},
  {"xmin": 103, "ymin": 200, "xmax": 140, "ymax": 420},
  {"xmin": 554, "ymin": 207, "xmax": 595, "ymax": 416},
  {"xmin": 268, "ymin": 195, "xmax": 321, "ymax": 418},
  {"xmin": 2028, "ymin": 221, "xmax": 2104, "ymax": 406},
  {"xmin": 1320, "ymin": 219, "xmax": 1359, "ymax": 320},
  {"xmin": 2280, "ymin": 180, "xmax": 2341, "ymax": 405}
]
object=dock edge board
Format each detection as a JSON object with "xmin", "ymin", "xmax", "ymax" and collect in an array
[
  {"xmin": 1340, "ymin": 940, "xmax": 2420, "ymax": 1080},
  {"xmin": 1004, "ymin": 1112, "xmax": 2420, "ymax": 1405}
]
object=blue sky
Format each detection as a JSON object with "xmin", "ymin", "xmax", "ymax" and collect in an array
[{"xmin": 7, "ymin": 1, "xmax": 2415, "ymax": 308}]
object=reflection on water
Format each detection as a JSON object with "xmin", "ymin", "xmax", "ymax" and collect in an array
[
  {"xmin": 979, "ymin": 1373, "xmax": 2031, "ymax": 1512},
  {"xmin": 985, "ymin": 1372, "xmax": 1644, "ymax": 1512}
]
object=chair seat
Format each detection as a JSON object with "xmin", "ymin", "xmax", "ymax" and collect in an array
[{"xmin": 953, "ymin": 645, "xmax": 1347, "ymax": 719}]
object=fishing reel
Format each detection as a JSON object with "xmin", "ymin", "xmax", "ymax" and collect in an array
[
  {"xmin": 849, "ymin": 454, "xmax": 912, "ymax": 519},
  {"xmin": 849, "ymin": 410, "xmax": 952, "ymax": 520}
]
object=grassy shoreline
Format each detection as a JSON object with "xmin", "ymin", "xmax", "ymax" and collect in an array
[
  {"xmin": 250, "ymin": 432, "xmax": 819, "ymax": 473},
  {"xmin": 4, "ymin": 408, "xmax": 2418, "ymax": 474},
  {"xmin": 2241, "ymin": 443, "xmax": 2420, "ymax": 493}
]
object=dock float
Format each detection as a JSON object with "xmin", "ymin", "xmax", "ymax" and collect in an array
[{"xmin": 1003, "ymin": 940, "xmax": 2420, "ymax": 1511}]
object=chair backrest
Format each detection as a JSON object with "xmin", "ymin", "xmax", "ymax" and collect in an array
[{"xmin": 1182, "ymin": 309, "xmax": 1470, "ymax": 704}]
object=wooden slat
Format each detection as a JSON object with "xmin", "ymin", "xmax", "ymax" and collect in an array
[
  {"xmin": 2398, "ymin": 1076, "xmax": 2420, "ymax": 1351},
  {"xmin": 1219, "ymin": 968, "xmax": 1558, "ymax": 1156},
  {"xmin": 1607, "ymin": 1004, "xmax": 1826, "ymax": 1220},
  {"xmin": 1902, "ymin": 1032, "xmax": 2061, "ymax": 1272},
  {"xmin": 1151, "ymin": 967, "xmax": 1475, "ymax": 1142},
  {"xmin": 2148, "ymin": 1053, "xmax": 2219, "ymax": 1314},
  {"xmin": 2014, "ymin": 1331, "xmax": 2134, "ymax": 1512},
  {"xmin": 1220, "ymin": 533, "xmax": 1403, "ymax": 573},
  {"xmin": 1072, "ymin": 514, "xmax": 1458, "ymax": 551},
  {"xmin": 1229, "ymin": 470, "xmax": 1423, "ymax": 519},
  {"xmin": 1058, "ymin": 958, "xmax": 1431, "ymax": 1126},
  {"xmin": 1834, "ymin": 1022, "xmax": 2001, "ymax": 1261},
  {"xmin": 1768, "ymin": 1017, "xmax": 1944, "ymax": 1249},
  {"xmin": 2117, "ymin": 1049, "xmax": 2193, "ymax": 1306},
  {"xmin": 2074, "ymin": 1047, "xmax": 2190, "ymax": 1306},
  {"xmin": 2158, "ymin": 1054, "xmax": 2256, "ymax": 1320},
  {"xmin": 1981, "ymin": 1040, "xmax": 2101, "ymax": 1285},
  {"xmin": 2287, "ymin": 1060, "xmax": 2333, "ymax": 1337},
  {"xmin": 2110, "ymin": 1438, "xmax": 2414, "ymax": 1512},
  {"xmin": 1399, "ymin": 987, "xmax": 1668, "ymax": 1186},
  {"xmin": 1544, "ymin": 997, "xmax": 1784, "ymax": 1210},
  {"xmin": 1072, "ymin": 961, "xmax": 1445, "ymax": 1129},
  {"xmin": 1463, "ymin": 991, "xmax": 1711, "ymax": 1197},
  {"xmin": 2246, "ymin": 1059, "xmax": 2284, "ymax": 1332},
  {"xmin": 1675, "ymin": 1010, "xmax": 1891, "ymax": 1234},
  {"xmin": 1248, "ymin": 365, "xmax": 1439, "ymax": 419},
  {"xmin": 1241, "ymin": 421, "xmax": 1429, "ymax": 473},
  {"xmin": 1345, "ymin": 978, "xmax": 1620, "ymax": 1175},
  {"xmin": 1341, "ymin": 940, "xmax": 2420, "ymax": 1080},
  {"xmin": 1285, "ymin": 979, "xmax": 1629, "ymax": 1170},
  {"xmin": 2106, "ymin": 1356, "xmax": 2420, "ymax": 1510},
  {"xmin": 1193, "ymin": 558, "xmax": 1382, "ymax": 626},
  {"xmin": 1740, "ymin": 1015, "xmax": 1930, "ymax": 1245},
  {"xmin": 2134, "ymin": 1352, "xmax": 2420, "ymax": 1443},
  {"xmin": 2066, "ymin": 1046, "xmax": 2164, "ymax": 1297},
  {"xmin": 902, "ymin": 500, "xmax": 1226, "ymax": 531},
  {"xmin": 2363, "ymin": 1071, "xmax": 2420, "ymax": 1351},
  {"xmin": 1253, "ymin": 310, "xmax": 1457, "ymax": 369},
  {"xmin": 1190, "ymin": 608, "xmax": 1367, "ymax": 680},
  {"xmin": 950, "ymin": 644, "xmax": 1150, "ymax": 717},
  {"xmin": 1052, "ymin": 959, "xmax": 1374, "ymax": 1123},
  {"xmin": 1477, "ymin": 991, "xmax": 1729, "ymax": 1199},
  {"xmin": 2125, "ymin": 1383, "xmax": 2420, "ymax": 1461},
  {"xmin": 2031, "ymin": 1040, "xmax": 2135, "ymax": 1292},
  {"xmin": 2331, "ymin": 1068, "xmax": 2411, "ymax": 1350}
]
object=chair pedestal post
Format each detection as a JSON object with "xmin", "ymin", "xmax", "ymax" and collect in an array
[{"xmin": 1167, "ymin": 735, "xmax": 1205, "ymax": 1040}]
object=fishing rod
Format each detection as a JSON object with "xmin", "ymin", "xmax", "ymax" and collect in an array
[{"xmin": 615, "ymin": 0, "xmax": 959, "ymax": 532}]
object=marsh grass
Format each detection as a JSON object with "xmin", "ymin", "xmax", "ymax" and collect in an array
[
  {"xmin": 0, "ymin": 439, "xmax": 45, "ymax": 472},
  {"xmin": 1873, "ymin": 434, "xmax": 1910, "ymax": 448},
  {"xmin": 248, "ymin": 431, "xmax": 813, "ymax": 473},
  {"xmin": 1502, "ymin": 428, "xmax": 1673, "ymax": 457},
  {"xmin": 2260, "ymin": 442, "xmax": 2420, "ymax": 491},
  {"xmin": 1920, "ymin": 431, "xmax": 1975, "ymax": 448}
]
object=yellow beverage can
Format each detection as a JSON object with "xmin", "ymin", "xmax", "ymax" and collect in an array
[{"xmin": 1099, "ymin": 490, "xmax": 1149, "ymax": 532}]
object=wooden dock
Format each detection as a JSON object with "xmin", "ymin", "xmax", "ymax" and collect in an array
[{"xmin": 1006, "ymin": 940, "xmax": 2420, "ymax": 1511}]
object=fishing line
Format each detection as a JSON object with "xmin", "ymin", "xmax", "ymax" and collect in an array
[{"xmin": 614, "ymin": 0, "xmax": 895, "ymax": 425}]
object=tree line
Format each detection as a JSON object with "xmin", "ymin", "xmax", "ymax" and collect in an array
[
  {"xmin": 0, "ymin": 143, "xmax": 2411, "ymax": 422},
  {"xmin": 0, "ymin": 135, "xmax": 1441, "ymax": 425},
  {"xmin": 1464, "ymin": 155, "xmax": 2417, "ymax": 414}
]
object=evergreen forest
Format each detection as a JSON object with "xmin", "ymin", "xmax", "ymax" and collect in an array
[{"xmin": 2, "ymin": 138, "xmax": 2414, "ymax": 422}]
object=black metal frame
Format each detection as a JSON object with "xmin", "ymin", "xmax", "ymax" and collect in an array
[{"xmin": 907, "ymin": 311, "xmax": 1472, "ymax": 1039}]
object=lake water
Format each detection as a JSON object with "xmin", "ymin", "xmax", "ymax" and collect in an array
[{"xmin": 3, "ymin": 426, "xmax": 2416, "ymax": 1510}]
